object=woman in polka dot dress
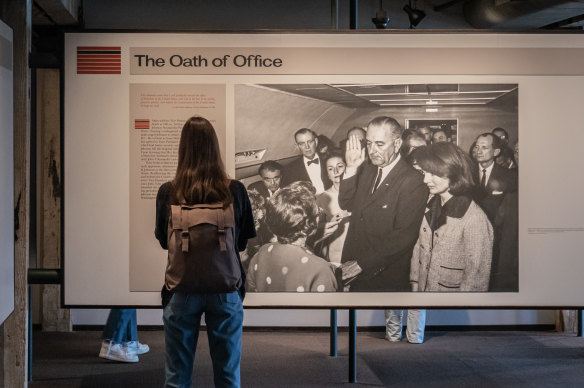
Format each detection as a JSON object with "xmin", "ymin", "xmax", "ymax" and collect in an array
[{"xmin": 246, "ymin": 184, "xmax": 338, "ymax": 292}]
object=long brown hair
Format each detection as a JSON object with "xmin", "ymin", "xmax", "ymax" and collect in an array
[{"xmin": 173, "ymin": 116, "xmax": 231, "ymax": 206}]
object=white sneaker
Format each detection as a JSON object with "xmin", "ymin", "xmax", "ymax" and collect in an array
[
  {"xmin": 124, "ymin": 340, "xmax": 150, "ymax": 355},
  {"xmin": 99, "ymin": 341, "xmax": 139, "ymax": 363}
]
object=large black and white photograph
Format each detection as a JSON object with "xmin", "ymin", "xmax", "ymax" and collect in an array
[{"xmin": 235, "ymin": 83, "xmax": 519, "ymax": 293}]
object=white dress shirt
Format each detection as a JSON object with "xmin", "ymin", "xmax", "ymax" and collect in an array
[{"xmin": 304, "ymin": 156, "xmax": 325, "ymax": 194}]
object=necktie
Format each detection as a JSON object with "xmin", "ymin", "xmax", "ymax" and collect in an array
[
  {"xmin": 480, "ymin": 168, "xmax": 487, "ymax": 189},
  {"xmin": 307, "ymin": 158, "xmax": 319, "ymax": 166},
  {"xmin": 372, "ymin": 168, "xmax": 382, "ymax": 193}
]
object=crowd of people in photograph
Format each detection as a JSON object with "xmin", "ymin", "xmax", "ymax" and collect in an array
[{"xmin": 242, "ymin": 117, "xmax": 519, "ymax": 296}]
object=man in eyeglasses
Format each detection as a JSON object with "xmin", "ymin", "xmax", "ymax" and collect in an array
[
  {"xmin": 281, "ymin": 128, "xmax": 331, "ymax": 194},
  {"xmin": 247, "ymin": 160, "xmax": 283, "ymax": 200}
]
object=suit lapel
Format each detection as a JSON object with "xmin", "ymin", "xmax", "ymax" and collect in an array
[{"xmin": 363, "ymin": 160, "xmax": 406, "ymax": 206}]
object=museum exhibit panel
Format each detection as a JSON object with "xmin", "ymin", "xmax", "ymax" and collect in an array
[{"xmin": 63, "ymin": 32, "xmax": 584, "ymax": 308}]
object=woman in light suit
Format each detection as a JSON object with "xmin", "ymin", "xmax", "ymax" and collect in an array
[{"xmin": 410, "ymin": 142, "xmax": 493, "ymax": 292}]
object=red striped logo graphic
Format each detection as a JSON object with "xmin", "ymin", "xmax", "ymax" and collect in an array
[
  {"xmin": 77, "ymin": 46, "xmax": 121, "ymax": 74},
  {"xmin": 134, "ymin": 119, "xmax": 150, "ymax": 129}
]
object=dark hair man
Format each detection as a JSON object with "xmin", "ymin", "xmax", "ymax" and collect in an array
[
  {"xmin": 473, "ymin": 132, "xmax": 516, "ymax": 217},
  {"xmin": 473, "ymin": 132, "xmax": 518, "ymax": 292},
  {"xmin": 281, "ymin": 128, "xmax": 331, "ymax": 194},
  {"xmin": 492, "ymin": 127, "xmax": 510, "ymax": 145},
  {"xmin": 431, "ymin": 128, "xmax": 452, "ymax": 144},
  {"xmin": 415, "ymin": 126, "xmax": 432, "ymax": 144},
  {"xmin": 247, "ymin": 160, "xmax": 282, "ymax": 200},
  {"xmin": 338, "ymin": 116, "xmax": 428, "ymax": 292}
]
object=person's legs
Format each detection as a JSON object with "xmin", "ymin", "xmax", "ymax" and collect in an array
[
  {"xmin": 126, "ymin": 309, "xmax": 138, "ymax": 342},
  {"xmin": 122, "ymin": 309, "xmax": 150, "ymax": 355},
  {"xmin": 205, "ymin": 291, "xmax": 244, "ymax": 388},
  {"xmin": 384, "ymin": 309, "xmax": 404, "ymax": 342},
  {"xmin": 102, "ymin": 309, "xmax": 133, "ymax": 343},
  {"xmin": 405, "ymin": 309, "xmax": 426, "ymax": 344},
  {"xmin": 100, "ymin": 309, "xmax": 138, "ymax": 362},
  {"xmin": 164, "ymin": 292, "xmax": 203, "ymax": 388}
]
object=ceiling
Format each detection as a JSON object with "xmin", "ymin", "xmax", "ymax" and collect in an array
[
  {"xmin": 258, "ymin": 83, "xmax": 518, "ymax": 109},
  {"xmin": 31, "ymin": 0, "xmax": 584, "ymax": 30}
]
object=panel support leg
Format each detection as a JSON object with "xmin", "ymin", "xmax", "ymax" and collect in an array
[
  {"xmin": 349, "ymin": 308, "xmax": 357, "ymax": 383},
  {"xmin": 578, "ymin": 309, "xmax": 583, "ymax": 337},
  {"xmin": 330, "ymin": 308, "xmax": 337, "ymax": 356}
]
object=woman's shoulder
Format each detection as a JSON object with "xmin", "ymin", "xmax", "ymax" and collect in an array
[
  {"xmin": 464, "ymin": 201, "xmax": 492, "ymax": 226},
  {"xmin": 229, "ymin": 179, "xmax": 247, "ymax": 195},
  {"xmin": 156, "ymin": 181, "xmax": 174, "ymax": 200}
]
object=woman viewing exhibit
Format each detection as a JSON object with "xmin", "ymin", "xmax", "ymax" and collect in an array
[
  {"xmin": 155, "ymin": 116, "xmax": 256, "ymax": 388},
  {"xmin": 246, "ymin": 183, "xmax": 338, "ymax": 292},
  {"xmin": 410, "ymin": 142, "xmax": 493, "ymax": 292},
  {"xmin": 315, "ymin": 152, "xmax": 351, "ymax": 267}
]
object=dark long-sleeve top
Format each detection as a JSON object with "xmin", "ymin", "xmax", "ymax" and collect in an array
[{"xmin": 155, "ymin": 180, "xmax": 257, "ymax": 293}]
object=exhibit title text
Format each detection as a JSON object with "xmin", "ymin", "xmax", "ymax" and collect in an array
[{"xmin": 134, "ymin": 54, "xmax": 283, "ymax": 68}]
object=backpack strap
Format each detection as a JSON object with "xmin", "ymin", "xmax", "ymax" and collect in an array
[
  {"xmin": 171, "ymin": 205, "xmax": 190, "ymax": 253},
  {"xmin": 217, "ymin": 207, "xmax": 226, "ymax": 251}
]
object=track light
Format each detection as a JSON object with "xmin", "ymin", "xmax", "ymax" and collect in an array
[
  {"xmin": 403, "ymin": 1, "xmax": 426, "ymax": 28},
  {"xmin": 372, "ymin": 0, "xmax": 390, "ymax": 29}
]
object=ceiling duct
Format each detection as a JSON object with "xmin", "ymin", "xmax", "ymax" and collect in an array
[{"xmin": 463, "ymin": 0, "xmax": 582, "ymax": 29}]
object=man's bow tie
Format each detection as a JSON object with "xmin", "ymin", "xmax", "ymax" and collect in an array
[{"xmin": 307, "ymin": 158, "xmax": 320, "ymax": 166}]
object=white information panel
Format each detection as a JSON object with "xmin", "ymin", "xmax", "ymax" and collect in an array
[
  {"xmin": 64, "ymin": 32, "xmax": 584, "ymax": 307},
  {"xmin": 0, "ymin": 20, "xmax": 14, "ymax": 324}
]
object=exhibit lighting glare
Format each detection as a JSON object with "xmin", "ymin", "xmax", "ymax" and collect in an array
[
  {"xmin": 403, "ymin": 0, "xmax": 426, "ymax": 29},
  {"xmin": 426, "ymin": 108, "xmax": 438, "ymax": 113}
]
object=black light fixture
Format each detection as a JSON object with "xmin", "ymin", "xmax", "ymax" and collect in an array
[
  {"xmin": 372, "ymin": 0, "xmax": 390, "ymax": 29},
  {"xmin": 403, "ymin": 0, "xmax": 426, "ymax": 28}
]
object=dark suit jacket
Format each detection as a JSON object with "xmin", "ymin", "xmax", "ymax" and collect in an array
[
  {"xmin": 474, "ymin": 163, "xmax": 517, "ymax": 223},
  {"xmin": 474, "ymin": 162, "xmax": 518, "ymax": 292},
  {"xmin": 339, "ymin": 159, "xmax": 429, "ymax": 292},
  {"xmin": 281, "ymin": 156, "xmax": 332, "ymax": 190}
]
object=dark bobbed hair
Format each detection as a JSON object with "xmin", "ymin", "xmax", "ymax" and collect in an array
[
  {"xmin": 413, "ymin": 142, "xmax": 477, "ymax": 196},
  {"xmin": 294, "ymin": 128, "xmax": 317, "ymax": 142},
  {"xmin": 265, "ymin": 184, "xmax": 319, "ymax": 244},
  {"xmin": 477, "ymin": 132, "xmax": 503, "ymax": 152},
  {"xmin": 324, "ymin": 150, "xmax": 346, "ymax": 164},
  {"xmin": 173, "ymin": 116, "xmax": 231, "ymax": 206},
  {"xmin": 258, "ymin": 160, "xmax": 282, "ymax": 176},
  {"xmin": 367, "ymin": 116, "xmax": 403, "ymax": 139}
]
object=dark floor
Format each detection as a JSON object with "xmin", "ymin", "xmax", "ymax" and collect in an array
[{"xmin": 29, "ymin": 329, "xmax": 584, "ymax": 387}]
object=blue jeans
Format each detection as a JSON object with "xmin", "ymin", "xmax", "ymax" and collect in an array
[
  {"xmin": 384, "ymin": 309, "xmax": 426, "ymax": 343},
  {"xmin": 102, "ymin": 309, "xmax": 138, "ymax": 344},
  {"xmin": 163, "ymin": 291, "xmax": 243, "ymax": 388}
]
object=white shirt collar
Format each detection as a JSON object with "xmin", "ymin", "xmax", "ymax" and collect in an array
[{"xmin": 375, "ymin": 154, "xmax": 401, "ymax": 190}]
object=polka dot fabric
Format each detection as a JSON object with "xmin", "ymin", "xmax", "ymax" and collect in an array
[{"xmin": 246, "ymin": 243, "xmax": 338, "ymax": 292}]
